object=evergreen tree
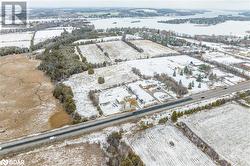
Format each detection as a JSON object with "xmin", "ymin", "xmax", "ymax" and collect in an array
[
  {"xmin": 188, "ymin": 82, "xmax": 192, "ymax": 90},
  {"xmin": 171, "ymin": 111, "xmax": 178, "ymax": 122},
  {"xmin": 173, "ymin": 70, "xmax": 176, "ymax": 77},
  {"xmin": 180, "ymin": 70, "xmax": 184, "ymax": 76},
  {"xmin": 196, "ymin": 74, "xmax": 202, "ymax": 82},
  {"xmin": 198, "ymin": 83, "xmax": 201, "ymax": 88}
]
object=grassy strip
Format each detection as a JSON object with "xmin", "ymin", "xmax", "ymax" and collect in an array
[{"xmin": 53, "ymin": 83, "xmax": 87, "ymax": 124}]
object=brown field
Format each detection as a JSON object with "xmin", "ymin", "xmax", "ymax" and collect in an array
[
  {"xmin": 3, "ymin": 142, "xmax": 106, "ymax": 166},
  {"xmin": 0, "ymin": 54, "xmax": 72, "ymax": 143}
]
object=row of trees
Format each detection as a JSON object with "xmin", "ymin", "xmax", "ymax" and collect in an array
[
  {"xmin": 53, "ymin": 83, "xmax": 85, "ymax": 124},
  {"xmin": 171, "ymin": 98, "xmax": 228, "ymax": 122},
  {"xmin": 106, "ymin": 132, "xmax": 144, "ymax": 166},
  {"xmin": 0, "ymin": 46, "xmax": 29, "ymax": 57},
  {"xmin": 122, "ymin": 35, "xmax": 144, "ymax": 53},
  {"xmin": 155, "ymin": 73, "xmax": 188, "ymax": 96}
]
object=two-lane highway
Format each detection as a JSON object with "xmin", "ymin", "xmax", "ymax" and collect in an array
[{"xmin": 0, "ymin": 80, "xmax": 250, "ymax": 156}]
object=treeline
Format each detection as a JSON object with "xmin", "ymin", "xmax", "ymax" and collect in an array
[
  {"xmin": 155, "ymin": 73, "xmax": 188, "ymax": 96},
  {"xmin": 106, "ymin": 132, "xmax": 144, "ymax": 166},
  {"xmin": 171, "ymin": 98, "xmax": 228, "ymax": 122},
  {"xmin": 158, "ymin": 15, "xmax": 250, "ymax": 25},
  {"xmin": 53, "ymin": 83, "xmax": 84, "ymax": 124},
  {"xmin": 107, "ymin": 27, "xmax": 188, "ymax": 47},
  {"xmin": 30, "ymin": 26, "xmax": 96, "ymax": 51},
  {"xmin": 195, "ymin": 55, "xmax": 250, "ymax": 80},
  {"xmin": 122, "ymin": 35, "xmax": 144, "ymax": 53},
  {"xmin": 37, "ymin": 46, "xmax": 89, "ymax": 81},
  {"xmin": 0, "ymin": 46, "xmax": 29, "ymax": 56}
]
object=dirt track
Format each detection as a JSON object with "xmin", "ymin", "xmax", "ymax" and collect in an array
[{"xmin": 0, "ymin": 54, "xmax": 71, "ymax": 143}]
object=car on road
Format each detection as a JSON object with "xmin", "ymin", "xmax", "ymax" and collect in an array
[{"xmin": 49, "ymin": 136, "xmax": 56, "ymax": 140}]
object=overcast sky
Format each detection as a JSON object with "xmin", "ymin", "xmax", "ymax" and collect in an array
[{"xmin": 4, "ymin": 0, "xmax": 250, "ymax": 10}]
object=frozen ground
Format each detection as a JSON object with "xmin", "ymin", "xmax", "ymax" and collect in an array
[
  {"xmin": 126, "ymin": 55, "xmax": 245, "ymax": 94},
  {"xmin": 0, "ymin": 32, "xmax": 33, "ymax": 48},
  {"xmin": 34, "ymin": 27, "xmax": 74, "ymax": 44},
  {"xmin": 126, "ymin": 125, "xmax": 215, "ymax": 166},
  {"xmin": 131, "ymin": 40, "xmax": 179, "ymax": 57},
  {"xmin": 203, "ymin": 51, "xmax": 250, "ymax": 76},
  {"xmin": 76, "ymin": 40, "xmax": 179, "ymax": 63},
  {"xmin": 180, "ymin": 103, "xmax": 250, "ymax": 166},
  {"xmin": 127, "ymin": 80, "xmax": 159, "ymax": 108},
  {"xmin": 78, "ymin": 44, "xmax": 111, "ymax": 64},
  {"xmin": 74, "ymin": 35, "xmax": 141, "ymax": 44},
  {"xmin": 65, "ymin": 55, "xmax": 244, "ymax": 117},
  {"xmin": 64, "ymin": 64, "xmax": 139, "ymax": 118},
  {"xmin": 99, "ymin": 41, "xmax": 142, "ymax": 61},
  {"xmin": 203, "ymin": 51, "xmax": 246, "ymax": 64},
  {"xmin": 99, "ymin": 86, "xmax": 135, "ymax": 116}
]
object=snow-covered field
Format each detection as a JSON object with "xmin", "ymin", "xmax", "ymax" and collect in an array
[
  {"xmin": 126, "ymin": 125, "xmax": 215, "ymax": 166},
  {"xmin": 75, "ymin": 40, "xmax": 179, "ymax": 63},
  {"xmin": 180, "ymin": 103, "xmax": 250, "ymax": 166},
  {"xmin": 74, "ymin": 35, "xmax": 141, "ymax": 44},
  {"xmin": 0, "ymin": 32, "xmax": 33, "ymax": 48},
  {"xmin": 64, "ymin": 64, "xmax": 139, "ymax": 118},
  {"xmin": 65, "ymin": 55, "xmax": 245, "ymax": 117},
  {"xmin": 34, "ymin": 27, "xmax": 74, "ymax": 44},
  {"xmin": 203, "ymin": 51, "xmax": 246, "ymax": 64},
  {"xmin": 78, "ymin": 44, "xmax": 111, "ymax": 64},
  {"xmin": 99, "ymin": 41, "xmax": 142, "ymax": 61},
  {"xmin": 203, "ymin": 51, "xmax": 250, "ymax": 76},
  {"xmin": 131, "ymin": 40, "xmax": 179, "ymax": 57},
  {"xmin": 126, "ymin": 55, "xmax": 245, "ymax": 94}
]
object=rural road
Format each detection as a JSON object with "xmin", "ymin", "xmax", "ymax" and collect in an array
[{"xmin": 0, "ymin": 80, "xmax": 250, "ymax": 156}]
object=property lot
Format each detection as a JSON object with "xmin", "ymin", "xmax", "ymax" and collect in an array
[
  {"xmin": 126, "ymin": 125, "xmax": 215, "ymax": 166},
  {"xmin": 180, "ymin": 103, "xmax": 250, "ymax": 166}
]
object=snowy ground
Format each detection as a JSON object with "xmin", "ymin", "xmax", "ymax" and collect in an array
[
  {"xmin": 99, "ymin": 86, "xmax": 135, "ymax": 116},
  {"xmin": 65, "ymin": 55, "xmax": 245, "ymax": 117},
  {"xmin": 99, "ymin": 41, "xmax": 142, "ymax": 61},
  {"xmin": 127, "ymin": 80, "xmax": 160, "ymax": 108},
  {"xmin": 74, "ymin": 35, "xmax": 141, "ymax": 44},
  {"xmin": 131, "ymin": 40, "xmax": 179, "ymax": 57},
  {"xmin": 78, "ymin": 44, "xmax": 111, "ymax": 64},
  {"xmin": 126, "ymin": 55, "xmax": 245, "ymax": 94},
  {"xmin": 0, "ymin": 32, "xmax": 33, "ymax": 48},
  {"xmin": 203, "ymin": 51, "xmax": 246, "ymax": 64},
  {"xmin": 180, "ymin": 103, "xmax": 250, "ymax": 166},
  {"xmin": 34, "ymin": 27, "xmax": 74, "ymax": 44},
  {"xmin": 126, "ymin": 125, "xmax": 215, "ymax": 166},
  {"xmin": 203, "ymin": 51, "xmax": 250, "ymax": 76},
  {"xmin": 75, "ymin": 40, "xmax": 179, "ymax": 63},
  {"xmin": 64, "ymin": 64, "xmax": 139, "ymax": 118}
]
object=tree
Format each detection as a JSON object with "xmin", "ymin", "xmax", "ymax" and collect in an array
[
  {"xmin": 121, "ymin": 158, "xmax": 133, "ymax": 166},
  {"xmin": 171, "ymin": 111, "xmax": 178, "ymax": 122},
  {"xmin": 198, "ymin": 83, "xmax": 201, "ymax": 88},
  {"xmin": 189, "ymin": 69, "xmax": 193, "ymax": 75},
  {"xmin": 184, "ymin": 66, "xmax": 189, "ymax": 74},
  {"xmin": 179, "ymin": 80, "xmax": 182, "ymax": 86},
  {"xmin": 192, "ymin": 81, "xmax": 195, "ymax": 87},
  {"xmin": 173, "ymin": 70, "xmax": 176, "ymax": 77},
  {"xmin": 159, "ymin": 117, "xmax": 168, "ymax": 124},
  {"xmin": 188, "ymin": 82, "xmax": 192, "ymax": 90},
  {"xmin": 196, "ymin": 74, "xmax": 202, "ymax": 82},
  {"xmin": 88, "ymin": 68, "xmax": 94, "ymax": 75},
  {"xmin": 98, "ymin": 77, "xmax": 105, "ymax": 84},
  {"xmin": 180, "ymin": 70, "xmax": 184, "ymax": 76}
]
